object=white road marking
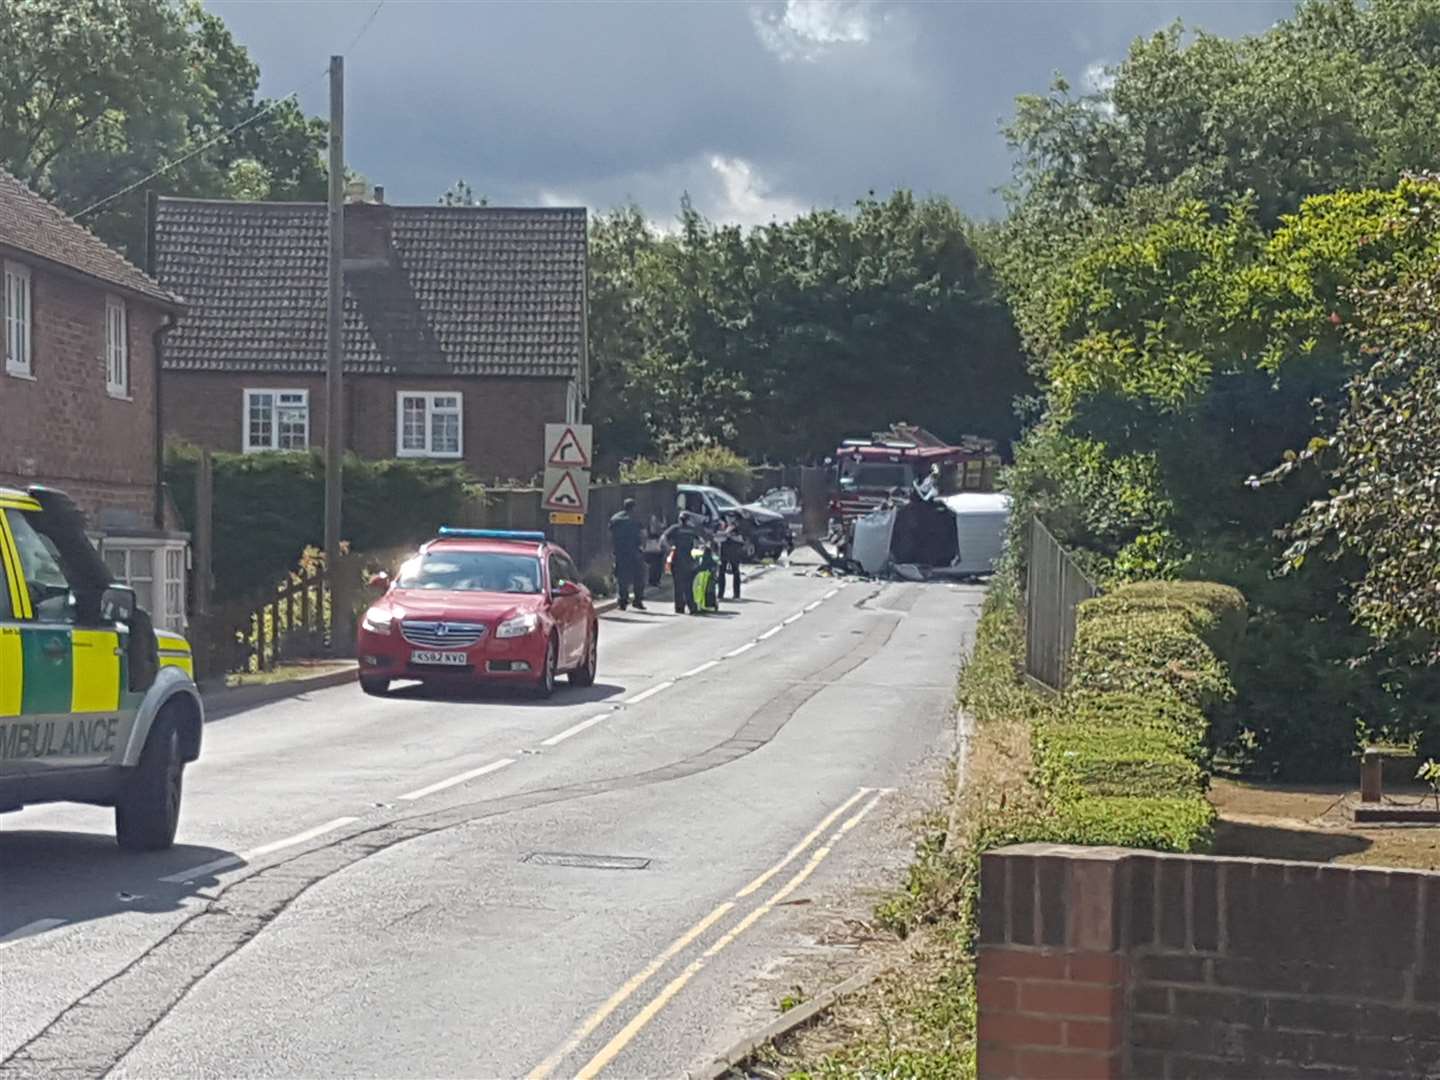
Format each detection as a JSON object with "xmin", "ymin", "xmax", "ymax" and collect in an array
[
  {"xmin": 398, "ymin": 759, "xmax": 514, "ymax": 802},
  {"xmin": 783, "ymin": 613, "xmax": 804, "ymax": 625},
  {"xmin": 758, "ymin": 625, "xmax": 784, "ymax": 640},
  {"xmin": 823, "ymin": 588, "xmax": 840, "ymax": 600},
  {"xmin": 541, "ymin": 714, "xmax": 611, "ymax": 747},
  {"xmin": 724, "ymin": 641, "xmax": 757, "ymax": 658},
  {"xmin": 159, "ymin": 816, "xmax": 359, "ymax": 884},
  {"xmin": 678, "ymin": 659, "xmax": 719, "ymax": 679},
  {"xmin": 803, "ymin": 600, "xmax": 822, "ymax": 612},
  {"xmin": 0, "ymin": 918, "xmax": 64, "ymax": 949},
  {"xmin": 624, "ymin": 681, "xmax": 674, "ymax": 705}
]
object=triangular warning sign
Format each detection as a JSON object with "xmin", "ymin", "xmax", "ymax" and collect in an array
[
  {"xmin": 548, "ymin": 427, "xmax": 590, "ymax": 468},
  {"xmin": 544, "ymin": 470, "xmax": 585, "ymax": 509}
]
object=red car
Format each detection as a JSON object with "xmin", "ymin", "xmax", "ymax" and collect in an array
[{"xmin": 356, "ymin": 529, "xmax": 598, "ymax": 699}]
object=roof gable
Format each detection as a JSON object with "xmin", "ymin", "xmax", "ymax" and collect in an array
[
  {"xmin": 0, "ymin": 169, "xmax": 181, "ymax": 307},
  {"xmin": 153, "ymin": 198, "xmax": 586, "ymax": 379}
]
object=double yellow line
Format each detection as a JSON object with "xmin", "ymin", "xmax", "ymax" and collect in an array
[{"xmin": 527, "ymin": 786, "xmax": 890, "ymax": 1080}]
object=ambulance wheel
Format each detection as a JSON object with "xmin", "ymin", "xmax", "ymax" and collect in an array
[
  {"xmin": 569, "ymin": 624, "xmax": 598, "ymax": 688},
  {"xmin": 115, "ymin": 706, "xmax": 183, "ymax": 852},
  {"xmin": 533, "ymin": 635, "xmax": 558, "ymax": 698},
  {"xmin": 360, "ymin": 677, "xmax": 390, "ymax": 697}
]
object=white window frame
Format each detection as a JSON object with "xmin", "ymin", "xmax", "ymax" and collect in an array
[
  {"xmin": 105, "ymin": 295, "xmax": 129, "ymax": 397},
  {"xmin": 395, "ymin": 391, "xmax": 463, "ymax": 459},
  {"xmin": 4, "ymin": 260, "xmax": 32, "ymax": 378},
  {"xmin": 243, "ymin": 388, "xmax": 310, "ymax": 452},
  {"xmin": 100, "ymin": 537, "xmax": 189, "ymax": 633}
]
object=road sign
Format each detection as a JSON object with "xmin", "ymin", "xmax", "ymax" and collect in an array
[
  {"xmin": 549, "ymin": 511, "xmax": 585, "ymax": 526},
  {"xmin": 542, "ymin": 467, "xmax": 590, "ymax": 513},
  {"xmin": 544, "ymin": 423, "xmax": 592, "ymax": 469}
]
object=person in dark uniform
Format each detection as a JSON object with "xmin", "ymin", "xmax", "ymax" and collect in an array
[
  {"xmin": 662, "ymin": 512, "xmax": 703, "ymax": 614},
  {"xmin": 718, "ymin": 517, "xmax": 745, "ymax": 600},
  {"xmin": 608, "ymin": 497, "xmax": 647, "ymax": 611}
]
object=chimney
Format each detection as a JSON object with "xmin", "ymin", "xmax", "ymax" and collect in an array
[
  {"xmin": 343, "ymin": 201, "xmax": 392, "ymax": 272},
  {"xmin": 373, "ymin": 185, "xmax": 385, "ymax": 204}
]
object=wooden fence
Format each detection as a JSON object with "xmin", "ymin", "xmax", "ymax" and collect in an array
[{"xmin": 1023, "ymin": 516, "xmax": 1100, "ymax": 691}]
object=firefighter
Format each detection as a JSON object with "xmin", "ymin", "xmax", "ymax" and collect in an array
[
  {"xmin": 608, "ymin": 497, "xmax": 647, "ymax": 611},
  {"xmin": 662, "ymin": 512, "xmax": 703, "ymax": 615}
]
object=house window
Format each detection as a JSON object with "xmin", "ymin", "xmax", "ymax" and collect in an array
[
  {"xmin": 3, "ymin": 261, "xmax": 31, "ymax": 377},
  {"xmin": 244, "ymin": 389, "xmax": 310, "ymax": 452},
  {"xmin": 106, "ymin": 296, "xmax": 129, "ymax": 396},
  {"xmin": 396, "ymin": 392, "xmax": 463, "ymax": 458},
  {"xmin": 103, "ymin": 539, "xmax": 188, "ymax": 633}
]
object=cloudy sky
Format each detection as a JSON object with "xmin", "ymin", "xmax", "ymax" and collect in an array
[{"xmin": 211, "ymin": 0, "xmax": 1293, "ymax": 226}]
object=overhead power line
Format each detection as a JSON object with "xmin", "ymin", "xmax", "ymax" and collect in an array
[
  {"xmin": 73, "ymin": 0, "xmax": 387, "ymax": 221},
  {"xmin": 73, "ymin": 94, "xmax": 298, "ymax": 220}
]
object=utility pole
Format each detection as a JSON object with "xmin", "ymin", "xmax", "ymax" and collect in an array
[{"xmin": 324, "ymin": 54, "xmax": 345, "ymax": 638}]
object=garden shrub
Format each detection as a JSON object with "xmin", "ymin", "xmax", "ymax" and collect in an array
[
  {"xmin": 167, "ymin": 445, "xmax": 483, "ymax": 597},
  {"xmin": 1028, "ymin": 578, "xmax": 1240, "ymax": 857},
  {"xmin": 1079, "ymin": 580, "xmax": 1247, "ymax": 660},
  {"xmin": 619, "ymin": 446, "xmax": 753, "ymax": 498},
  {"xmin": 1070, "ymin": 608, "xmax": 1235, "ymax": 710}
]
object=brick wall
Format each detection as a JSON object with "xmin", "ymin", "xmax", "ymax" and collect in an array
[
  {"xmin": 977, "ymin": 843, "xmax": 1440, "ymax": 1080},
  {"xmin": 162, "ymin": 370, "xmax": 569, "ymax": 482},
  {"xmin": 0, "ymin": 260, "xmax": 165, "ymax": 528}
]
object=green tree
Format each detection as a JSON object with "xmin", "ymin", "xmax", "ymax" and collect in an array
[
  {"xmin": 1005, "ymin": 0, "xmax": 1440, "ymax": 228},
  {"xmin": 0, "ymin": 0, "xmax": 327, "ymax": 258},
  {"xmin": 1275, "ymin": 249, "xmax": 1440, "ymax": 663},
  {"xmin": 585, "ymin": 192, "xmax": 1031, "ymax": 466}
]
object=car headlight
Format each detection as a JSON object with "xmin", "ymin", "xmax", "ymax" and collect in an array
[
  {"xmin": 496, "ymin": 612, "xmax": 540, "ymax": 639},
  {"xmin": 362, "ymin": 609, "xmax": 393, "ymax": 635}
]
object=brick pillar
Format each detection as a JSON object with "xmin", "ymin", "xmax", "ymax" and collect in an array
[{"xmin": 977, "ymin": 844, "xmax": 1132, "ymax": 1080}]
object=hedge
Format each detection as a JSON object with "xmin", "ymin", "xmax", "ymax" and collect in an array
[
  {"xmin": 1078, "ymin": 580, "xmax": 1248, "ymax": 659},
  {"xmin": 1029, "ymin": 579, "xmax": 1246, "ymax": 855},
  {"xmin": 166, "ymin": 446, "xmax": 482, "ymax": 597}
]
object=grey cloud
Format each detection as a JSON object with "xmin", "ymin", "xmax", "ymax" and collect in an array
[{"xmin": 212, "ymin": 0, "xmax": 1293, "ymax": 223}]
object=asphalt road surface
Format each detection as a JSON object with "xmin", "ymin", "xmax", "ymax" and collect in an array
[{"xmin": 0, "ymin": 563, "xmax": 983, "ymax": 1079}]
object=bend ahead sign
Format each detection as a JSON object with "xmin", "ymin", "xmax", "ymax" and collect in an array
[{"xmin": 542, "ymin": 423, "xmax": 592, "ymax": 517}]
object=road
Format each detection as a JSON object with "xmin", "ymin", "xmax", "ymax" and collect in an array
[{"xmin": 0, "ymin": 563, "xmax": 982, "ymax": 1079}]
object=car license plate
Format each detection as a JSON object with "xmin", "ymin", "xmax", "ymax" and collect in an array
[{"xmin": 411, "ymin": 650, "xmax": 468, "ymax": 667}]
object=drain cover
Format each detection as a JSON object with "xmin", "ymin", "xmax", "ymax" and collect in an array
[{"xmin": 522, "ymin": 852, "xmax": 651, "ymax": 870}]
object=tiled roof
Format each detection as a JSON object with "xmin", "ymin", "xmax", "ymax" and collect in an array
[
  {"xmin": 0, "ymin": 168, "xmax": 182, "ymax": 307},
  {"xmin": 153, "ymin": 198, "xmax": 586, "ymax": 378}
]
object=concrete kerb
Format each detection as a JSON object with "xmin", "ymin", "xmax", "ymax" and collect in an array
[
  {"xmin": 200, "ymin": 664, "xmax": 359, "ymax": 721},
  {"xmin": 694, "ymin": 962, "xmax": 892, "ymax": 1080}
]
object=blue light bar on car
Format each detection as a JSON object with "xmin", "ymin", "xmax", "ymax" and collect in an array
[{"xmin": 437, "ymin": 527, "xmax": 547, "ymax": 542}]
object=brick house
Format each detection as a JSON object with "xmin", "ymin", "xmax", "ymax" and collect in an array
[
  {"xmin": 0, "ymin": 168, "xmax": 191, "ymax": 631},
  {"xmin": 150, "ymin": 194, "xmax": 588, "ymax": 482}
]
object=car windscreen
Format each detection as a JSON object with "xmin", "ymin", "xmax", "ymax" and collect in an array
[
  {"xmin": 708, "ymin": 489, "xmax": 742, "ymax": 511},
  {"xmin": 840, "ymin": 462, "xmax": 912, "ymax": 489},
  {"xmin": 396, "ymin": 551, "xmax": 542, "ymax": 594}
]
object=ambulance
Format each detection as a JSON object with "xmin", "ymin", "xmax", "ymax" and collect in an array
[{"xmin": 0, "ymin": 486, "xmax": 203, "ymax": 850}]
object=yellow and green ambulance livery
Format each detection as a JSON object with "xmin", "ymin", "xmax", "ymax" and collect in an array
[{"xmin": 0, "ymin": 486, "xmax": 204, "ymax": 851}]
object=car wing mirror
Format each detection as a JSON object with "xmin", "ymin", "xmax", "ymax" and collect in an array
[
  {"xmin": 554, "ymin": 580, "xmax": 581, "ymax": 598},
  {"xmin": 100, "ymin": 585, "xmax": 137, "ymax": 625},
  {"xmin": 368, "ymin": 572, "xmax": 390, "ymax": 591}
]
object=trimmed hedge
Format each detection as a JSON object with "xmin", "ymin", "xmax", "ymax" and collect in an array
[
  {"xmin": 1078, "ymin": 580, "xmax": 1248, "ymax": 659},
  {"xmin": 1030, "ymin": 579, "xmax": 1246, "ymax": 855},
  {"xmin": 167, "ymin": 446, "xmax": 483, "ymax": 597}
]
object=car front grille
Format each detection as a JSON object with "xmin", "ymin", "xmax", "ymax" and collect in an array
[{"xmin": 400, "ymin": 620, "xmax": 487, "ymax": 649}]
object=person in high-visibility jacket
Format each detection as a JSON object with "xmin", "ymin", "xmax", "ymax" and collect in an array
[{"xmin": 691, "ymin": 534, "xmax": 721, "ymax": 613}]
